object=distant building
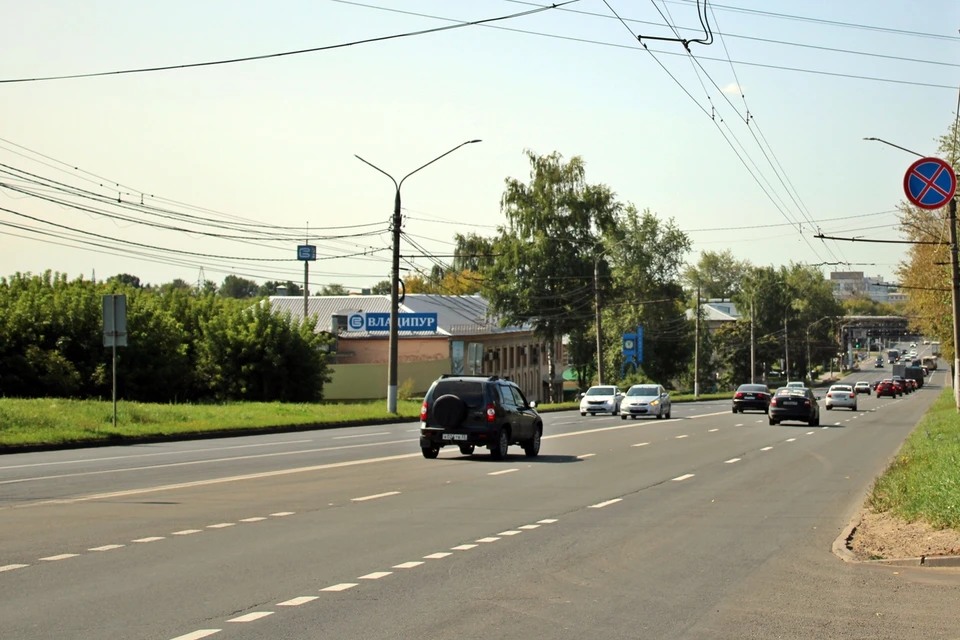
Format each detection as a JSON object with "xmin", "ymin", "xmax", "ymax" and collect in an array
[
  {"xmin": 829, "ymin": 272, "xmax": 901, "ymax": 303},
  {"xmin": 686, "ymin": 299, "xmax": 741, "ymax": 333}
]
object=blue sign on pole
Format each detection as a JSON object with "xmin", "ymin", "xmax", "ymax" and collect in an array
[
  {"xmin": 346, "ymin": 312, "xmax": 438, "ymax": 333},
  {"xmin": 903, "ymin": 157, "xmax": 956, "ymax": 211},
  {"xmin": 622, "ymin": 333, "xmax": 637, "ymax": 357},
  {"xmin": 297, "ymin": 245, "xmax": 317, "ymax": 261}
]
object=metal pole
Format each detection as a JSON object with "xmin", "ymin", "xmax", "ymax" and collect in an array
[
  {"xmin": 784, "ymin": 314, "xmax": 789, "ymax": 384},
  {"xmin": 594, "ymin": 256, "xmax": 603, "ymax": 385},
  {"xmin": 388, "ymin": 188, "xmax": 402, "ymax": 413},
  {"xmin": 948, "ymin": 196, "xmax": 960, "ymax": 411},
  {"xmin": 806, "ymin": 327, "xmax": 812, "ymax": 384},
  {"xmin": 303, "ymin": 260, "xmax": 309, "ymax": 320},
  {"xmin": 112, "ymin": 295, "xmax": 117, "ymax": 431},
  {"xmin": 750, "ymin": 297, "xmax": 755, "ymax": 384},
  {"xmin": 694, "ymin": 281, "xmax": 700, "ymax": 398}
]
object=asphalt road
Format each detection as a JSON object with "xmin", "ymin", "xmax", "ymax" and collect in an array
[{"xmin": 2, "ymin": 353, "xmax": 958, "ymax": 639}]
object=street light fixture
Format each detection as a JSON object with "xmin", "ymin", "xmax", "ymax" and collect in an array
[{"xmin": 356, "ymin": 139, "xmax": 481, "ymax": 413}]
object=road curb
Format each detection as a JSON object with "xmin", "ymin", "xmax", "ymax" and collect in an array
[{"xmin": 833, "ymin": 509, "xmax": 960, "ymax": 568}]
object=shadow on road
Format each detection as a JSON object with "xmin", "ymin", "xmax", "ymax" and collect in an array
[{"xmin": 450, "ymin": 454, "xmax": 582, "ymax": 464}]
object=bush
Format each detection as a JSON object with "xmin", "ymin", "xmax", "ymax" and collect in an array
[{"xmin": 397, "ymin": 378, "xmax": 416, "ymax": 401}]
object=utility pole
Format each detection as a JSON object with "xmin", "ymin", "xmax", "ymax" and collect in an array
[
  {"xmin": 594, "ymin": 256, "xmax": 603, "ymax": 385},
  {"xmin": 949, "ymin": 195, "xmax": 960, "ymax": 410},
  {"xmin": 694, "ymin": 280, "xmax": 700, "ymax": 398},
  {"xmin": 304, "ymin": 224, "xmax": 310, "ymax": 320},
  {"xmin": 784, "ymin": 314, "xmax": 790, "ymax": 384},
  {"xmin": 750, "ymin": 297, "xmax": 756, "ymax": 384}
]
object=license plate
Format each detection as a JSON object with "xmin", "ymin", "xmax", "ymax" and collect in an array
[
  {"xmin": 782, "ymin": 401, "xmax": 797, "ymax": 406},
  {"xmin": 442, "ymin": 433, "xmax": 467, "ymax": 441},
  {"xmin": 744, "ymin": 394, "xmax": 754, "ymax": 398}
]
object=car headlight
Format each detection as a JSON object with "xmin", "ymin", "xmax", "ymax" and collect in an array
[{"xmin": 650, "ymin": 400, "xmax": 659, "ymax": 406}]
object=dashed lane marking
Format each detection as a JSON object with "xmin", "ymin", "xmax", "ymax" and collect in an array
[
  {"xmin": 393, "ymin": 561, "xmax": 424, "ymax": 569},
  {"xmin": 270, "ymin": 512, "xmax": 295, "ymax": 517},
  {"xmin": 133, "ymin": 537, "xmax": 165, "ymax": 543},
  {"xmin": 277, "ymin": 596, "xmax": 318, "ymax": 606},
  {"xmin": 173, "ymin": 530, "xmax": 202, "ymax": 536},
  {"xmin": 488, "ymin": 468, "xmax": 519, "ymax": 476},
  {"xmin": 0, "ymin": 564, "xmax": 28, "ymax": 571},
  {"xmin": 822, "ymin": 426, "xmax": 829, "ymax": 430},
  {"xmin": 320, "ymin": 583, "xmax": 358, "ymax": 592},
  {"xmin": 240, "ymin": 517, "xmax": 267, "ymax": 523},
  {"xmin": 577, "ymin": 453, "xmax": 596, "ymax": 459},
  {"xmin": 89, "ymin": 544, "xmax": 124, "ymax": 551},
  {"xmin": 755, "ymin": 420, "xmax": 763, "ymax": 423},
  {"xmin": 672, "ymin": 474, "xmax": 695, "ymax": 482},
  {"xmin": 708, "ymin": 429, "xmax": 719, "ymax": 432},
  {"xmin": 169, "ymin": 630, "xmax": 220, "ymax": 640},
  {"xmin": 544, "ymin": 411, "xmax": 727, "ymax": 441},
  {"xmin": 632, "ymin": 442, "xmax": 650, "ymax": 447},
  {"xmin": 40, "ymin": 553, "xmax": 79, "ymax": 561},
  {"xmin": 538, "ymin": 519, "xmax": 558, "ymax": 524},
  {"xmin": 358, "ymin": 571, "xmax": 392, "ymax": 580},
  {"xmin": 207, "ymin": 523, "xmax": 235, "ymax": 529},
  {"xmin": 228, "ymin": 612, "xmax": 273, "ymax": 623},
  {"xmin": 588, "ymin": 498, "xmax": 623, "ymax": 508},
  {"xmin": 518, "ymin": 524, "xmax": 540, "ymax": 530},
  {"xmin": 351, "ymin": 492, "xmax": 400, "ymax": 502},
  {"xmin": 785, "ymin": 438, "xmax": 796, "ymax": 442},
  {"xmin": 498, "ymin": 530, "xmax": 522, "ymax": 536},
  {"xmin": 806, "ymin": 431, "xmax": 815, "ymax": 435},
  {"xmin": 452, "ymin": 544, "xmax": 478, "ymax": 550},
  {"xmin": 734, "ymin": 423, "xmax": 744, "ymax": 427},
  {"xmin": 675, "ymin": 435, "xmax": 689, "ymax": 439},
  {"xmin": 333, "ymin": 432, "xmax": 390, "ymax": 440},
  {"xmin": 476, "ymin": 537, "xmax": 500, "ymax": 543},
  {"xmin": 724, "ymin": 458, "xmax": 741, "ymax": 464},
  {"xmin": 760, "ymin": 446, "xmax": 773, "ymax": 451},
  {"xmin": 424, "ymin": 552, "xmax": 452, "ymax": 559}
]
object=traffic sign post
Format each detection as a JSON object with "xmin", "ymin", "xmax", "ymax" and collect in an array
[
  {"xmin": 297, "ymin": 244, "xmax": 317, "ymax": 321},
  {"xmin": 102, "ymin": 294, "xmax": 127, "ymax": 431},
  {"xmin": 903, "ymin": 157, "xmax": 956, "ymax": 210}
]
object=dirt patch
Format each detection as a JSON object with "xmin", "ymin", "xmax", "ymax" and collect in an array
[{"xmin": 850, "ymin": 508, "xmax": 960, "ymax": 560}]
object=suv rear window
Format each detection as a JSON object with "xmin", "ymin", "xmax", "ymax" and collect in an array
[{"xmin": 432, "ymin": 380, "xmax": 485, "ymax": 407}]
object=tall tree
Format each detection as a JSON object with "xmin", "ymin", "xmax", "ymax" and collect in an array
[
  {"xmin": 370, "ymin": 280, "xmax": 392, "ymax": 295},
  {"xmin": 108, "ymin": 273, "xmax": 142, "ymax": 289},
  {"xmin": 220, "ymin": 275, "xmax": 259, "ymax": 299},
  {"xmin": 683, "ymin": 249, "xmax": 752, "ymax": 299},
  {"xmin": 258, "ymin": 280, "xmax": 303, "ymax": 297},
  {"xmin": 318, "ymin": 283, "xmax": 348, "ymax": 296}
]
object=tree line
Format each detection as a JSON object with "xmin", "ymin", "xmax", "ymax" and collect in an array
[{"xmin": 0, "ymin": 271, "xmax": 333, "ymax": 402}]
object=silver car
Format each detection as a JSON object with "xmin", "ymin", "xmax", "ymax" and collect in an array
[
  {"xmin": 580, "ymin": 386, "xmax": 623, "ymax": 416},
  {"xmin": 620, "ymin": 384, "xmax": 672, "ymax": 420},
  {"xmin": 825, "ymin": 384, "xmax": 857, "ymax": 410}
]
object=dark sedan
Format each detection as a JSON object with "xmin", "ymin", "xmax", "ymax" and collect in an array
[
  {"xmin": 769, "ymin": 387, "xmax": 820, "ymax": 426},
  {"xmin": 732, "ymin": 384, "xmax": 772, "ymax": 413}
]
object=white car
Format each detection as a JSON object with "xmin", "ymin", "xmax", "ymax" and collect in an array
[
  {"xmin": 620, "ymin": 384, "xmax": 671, "ymax": 420},
  {"xmin": 580, "ymin": 385, "xmax": 623, "ymax": 416},
  {"xmin": 825, "ymin": 384, "xmax": 857, "ymax": 410},
  {"xmin": 854, "ymin": 381, "xmax": 871, "ymax": 396},
  {"xmin": 786, "ymin": 381, "xmax": 805, "ymax": 390},
  {"xmin": 923, "ymin": 340, "xmax": 930, "ymax": 345}
]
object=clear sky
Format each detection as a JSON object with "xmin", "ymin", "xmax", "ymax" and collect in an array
[{"xmin": 0, "ymin": 0, "xmax": 957, "ymax": 291}]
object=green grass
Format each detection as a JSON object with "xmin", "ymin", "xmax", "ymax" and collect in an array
[
  {"xmin": 869, "ymin": 387, "xmax": 960, "ymax": 530},
  {"xmin": 0, "ymin": 398, "xmax": 423, "ymax": 448}
]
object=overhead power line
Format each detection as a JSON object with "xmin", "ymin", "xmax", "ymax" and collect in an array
[{"xmin": 0, "ymin": 1, "xmax": 578, "ymax": 84}]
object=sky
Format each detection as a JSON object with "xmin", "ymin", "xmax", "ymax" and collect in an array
[{"xmin": 0, "ymin": 0, "xmax": 958, "ymax": 292}]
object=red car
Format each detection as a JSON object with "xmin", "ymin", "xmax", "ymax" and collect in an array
[{"xmin": 876, "ymin": 380, "xmax": 900, "ymax": 398}]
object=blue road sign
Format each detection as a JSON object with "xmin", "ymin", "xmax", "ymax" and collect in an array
[
  {"xmin": 297, "ymin": 245, "xmax": 317, "ymax": 261},
  {"xmin": 622, "ymin": 333, "xmax": 637, "ymax": 357},
  {"xmin": 345, "ymin": 312, "xmax": 439, "ymax": 332},
  {"xmin": 903, "ymin": 157, "xmax": 956, "ymax": 210}
]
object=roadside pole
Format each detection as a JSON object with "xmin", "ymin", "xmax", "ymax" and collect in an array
[
  {"xmin": 949, "ymin": 196, "xmax": 960, "ymax": 410},
  {"xmin": 694, "ymin": 281, "xmax": 700, "ymax": 398}
]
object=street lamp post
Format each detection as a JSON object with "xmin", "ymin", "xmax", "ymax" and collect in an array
[{"xmin": 356, "ymin": 140, "xmax": 481, "ymax": 413}]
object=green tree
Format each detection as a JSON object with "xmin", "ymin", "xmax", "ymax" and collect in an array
[
  {"xmin": 318, "ymin": 283, "xmax": 348, "ymax": 296},
  {"xmin": 258, "ymin": 280, "xmax": 303, "ymax": 297},
  {"xmin": 842, "ymin": 294, "xmax": 899, "ymax": 317},
  {"xmin": 683, "ymin": 249, "xmax": 752, "ymax": 299},
  {"xmin": 108, "ymin": 273, "xmax": 142, "ymax": 289},
  {"xmin": 220, "ymin": 275, "xmax": 260, "ymax": 299},
  {"xmin": 370, "ymin": 280, "xmax": 392, "ymax": 295}
]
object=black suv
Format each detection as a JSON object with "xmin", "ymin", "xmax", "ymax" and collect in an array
[{"xmin": 419, "ymin": 375, "xmax": 543, "ymax": 460}]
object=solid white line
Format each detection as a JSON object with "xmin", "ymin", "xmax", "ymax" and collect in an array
[
  {"xmin": 424, "ymin": 552, "xmax": 452, "ymax": 559},
  {"xmin": 358, "ymin": 571, "xmax": 392, "ymax": 580},
  {"xmin": 498, "ymin": 530, "xmax": 522, "ymax": 536},
  {"xmin": 806, "ymin": 431, "xmax": 815, "ymax": 435},
  {"xmin": 270, "ymin": 511, "xmax": 295, "ymax": 517},
  {"xmin": 734, "ymin": 423, "xmax": 744, "ymax": 427},
  {"xmin": 207, "ymin": 523, "xmax": 235, "ymax": 529},
  {"xmin": 172, "ymin": 529, "xmax": 202, "ymax": 536},
  {"xmin": 351, "ymin": 491, "xmax": 400, "ymax": 502},
  {"xmin": 320, "ymin": 583, "xmax": 358, "ymax": 592},
  {"xmin": 632, "ymin": 442, "xmax": 650, "ymax": 447},
  {"xmin": 588, "ymin": 498, "xmax": 622, "ymax": 509},
  {"xmin": 228, "ymin": 612, "xmax": 273, "ymax": 623},
  {"xmin": 333, "ymin": 432, "xmax": 390, "ymax": 440},
  {"xmin": 672, "ymin": 474, "xmax": 695, "ymax": 482},
  {"xmin": 708, "ymin": 429, "xmax": 719, "ymax": 432},
  {"xmin": 476, "ymin": 537, "xmax": 500, "ymax": 543},
  {"xmin": 577, "ymin": 453, "xmax": 596, "ymax": 459},
  {"xmin": 537, "ymin": 519, "xmax": 558, "ymax": 524},
  {"xmin": 518, "ymin": 524, "xmax": 540, "ymax": 530},
  {"xmin": 277, "ymin": 596, "xmax": 318, "ymax": 606},
  {"xmin": 724, "ymin": 458, "xmax": 741, "ymax": 464},
  {"xmin": 488, "ymin": 468, "xmax": 519, "ymax": 476},
  {"xmin": 169, "ymin": 630, "xmax": 221, "ymax": 640},
  {"xmin": 133, "ymin": 537, "xmax": 165, "ymax": 543},
  {"xmin": 452, "ymin": 544, "xmax": 478, "ymax": 550},
  {"xmin": 393, "ymin": 561, "xmax": 424, "ymax": 569},
  {"xmin": 785, "ymin": 438, "xmax": 796, "ymax": 442},
  {"xmin": 89, "ymin": 544, "xmax": 124, "ymax": 551},
  {"xmin": 675, "ymin": 435, "xmax": 689, "ymax": 439},
  {"xmin": 0, "ymin": 564, "xmax": 29, "ymax": 572},
  {"xmin": 240, "ymin": 517, "xmax": 267, "ymax": 523},
  {"xmin": 760, "ymin": 446, "xmax": 773, "ymax": 451},
  {"xmin": 40, "ymin": 553, "xmax": 78, "ymax": 561}
]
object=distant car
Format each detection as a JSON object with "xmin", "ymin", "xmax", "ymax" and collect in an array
[
  {"xmin": 910, "ymin": 343, "xmax": 917, "ymax": 349},
  {"xmin": 890, "ymin": 379, "xmax": 906, "ymax": 396},
  {"xmin": 906, "ymin": 378, "xmax": 918, "ymax": 391},
  {"xmin": 769, "ymin": 387, "xmax": 820, "ymax": 426},
  {"xmin": 871, "ymin": 379, "xmax": 882, "ymax": 391},
  {"xmin": 923, "ymin": 339, "xmax": 930, "ymax": 345},
  {"xmin": 580, "ymin": 385, "xmax": 623, "ymax": 416},
  {"xmin": 892, "ymin": 376, "xmax": 910, "ymax": 394},
  {"xmin": 854, "ymin": 381, "xmax": 871, "ymax": 395},
  {"xmin": 619, "ymin": 384, "xmax": 671, "ymax": 420},
  {"xmin": 732, "ymin": 383, "xmax": 771, "ymax": 413},
  {"xmin": 876, "ymin": 380, "xmax": 897, "ymax": 398},
  {"xmin": 875, "ymin": 357, "xmax": 884, "ymax": 368},
  {"xmin": 785, "ymin": 381, "xmax": 805, "ymax": 390},
  {"xmin": 826, "ymin": 384, "xmax": 857, "ymax": 411}
]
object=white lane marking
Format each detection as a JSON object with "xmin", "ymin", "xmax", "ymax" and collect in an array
[
  {"xmin": 173, "ymin": 529, "xmax": 202, "ymax": 536},
  {"xmin": 675, "ymin": 435, "xmax": 689, "ymax": 439},
  {"xmin": 734, "ymin": 423, "xmax": 744, "ymax": 427},
  {"xmin": 806, "ymin": 431, "xmax": 815, "ymax": 435},
  {"xmin": 228, "ymin": 612, "xmax": 273, "ymax": 623},
  {"xmin": 588, "ymin": 498, "xmax": 622, "ymax": 509},
  {"xmin": 452, "ymin": 544, "xmax": 478, "ymax": 550},
  {"xmin": 333, "ymin": 432, "xmax": 390, "ymax": 440},
  {"xmin": 577, "ymin": 453, "xmax": 596, "ymax": 459},
  {"xmin": 518, "ymin": 524, "xmax": 540, "ymax": 530},
  {"xmin": 844, "ymin": 419, "xmax": 851, "ymax": 423},
  {"xmin": 2, "ymin": 440, "xmax": 414, "ymax": 491},
  {"xmin": 0, "ymin": 439, "xmax": 315, "ymax": 471},
  {"xmin": 708, "ymin": 429, "xmax": 719, "ymax": 432},
  {"xmin": 632, "ymin": 442, "xmax": 650, "ymax": 447},
  {"xmin": 476, "ymin": 537, "xmax": 500, "ymax": 543},
  {"xmin": 170, "ymin": 630, "xmax": 221, "ymax": 640},
  {"xmin": 351, "ymin": 491, "xmax": 400, "ymax": 502},
  {"xmin": 488, "ymin": 468, "xmax": 519, "ymax": 476},
  {"xmin": 543, "ymin": 412, "xmax": 727, "ymax": 441},
  {"xmin": 755, "ymin": 420, "xmax": 763, "ymax": 423},
  {"xmin": 0, "ymin": 564, "xmax": 29, "ymax": 571},
  {"xmin": 89, "ymin": 544, "xmax": 124, "ymax": 551},
  {"xmin": 498, "ymin": 530, "xmax": 522, "ymax": 536},
  {"xmin": 822, "ymin": 426, "xmax": 829, "ymax": 430},
  {"xmin": 207, "ymin": 523, "xmax": 235, "ymax": 529},
  {"xmin": 40, "ymin": 553, "xmax": 79, "ymax": 561},
  {"xmin": 688, "ymin": 411, "xmax": 734, "ymax": 420},
  {"xmin": 321, "ymin": 583, "xmax": 358, "ymax": 592},
  {"xmin": 393, "ymin": 561, "xmax": 424, "ymax": 569},
  {"xmin": 19, "ymin": 453, "xmax": 420, "ymax": 508},
  {"xmin": 760, "ymin": 446, "xmax": 773, "ymax": 451},
  {"xmin": 786, "ymin": 438, "xmax": 796, "ymax": 442},
  {"xmin": 270, "ymin": 511, "xmax": 295, "ymax": 517},
  {"xmin": 133, "ymin": 537, "xmax": 165, "ymax": 543},
  {"xmin": 724, "ymin": 458, "xmax": 741, "ymax": 464},
  {"xmin": 359, "ymin": 571, "xmax": 393, "ymax": 580},
  {"xmin": 278, "ymin": 596, "xmax": 318, "ymax": 606},
  {"xmin": 834, "ymin": 422, "xmax": 841, "ymax": 426},
  {"xmin": 240, "ymin": 517, "xmax": 267, "ymax": 523},
  {"xmin": 406, "ymin": 428, "xmax": 420, "ymax": 432},
  {"xmin": 537, "ymin": 519, "xmax": 558, "ymax": 524},
  {"xmin": 672, "ymin": 474, "xmax": 695, "ymax": 482},
  {"xmin": 424, "ymin": 552, "xmax": 452, "ymax": 559}
]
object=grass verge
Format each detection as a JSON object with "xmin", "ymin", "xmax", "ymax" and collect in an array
[
  {"xmin": 0, "ymin": 398, "xmax": 423, "ymax": 448},
  {"xmin": 868, "ymin": 387, "xmax": 960, "ymax": 530}
]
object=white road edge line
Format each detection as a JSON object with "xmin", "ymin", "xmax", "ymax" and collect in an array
[
  {"xmin": 724, "ymin": 458, "xmax": 741, "ymax": 464},
  {"xmin": 488, "ymin": 469, "xmax": 519, "ymax": 476},
  {"xmin": 228, "ymin": 612, "xmax": 273, "ymax": 623},
  {"xmin": 277, "ymin": 596, "xmax": 318, "ymax": 606},
  {"xmin": 672, "ymin": 474, "xmax": 695, "ymax": 482},
  {"xmin": 588, "ymin": 498, "xmax": 622, "ymax": 509},
  {"xmin": 169, "ymin": 630, "xmax": 221, "ymax": 640},
  {"xmin": 321, "ymin": 583, "xmax": 358, "ymax": 592},
  {"xmin": 351, "ymin": 491, "xmax": 400, "ymax": 502}
]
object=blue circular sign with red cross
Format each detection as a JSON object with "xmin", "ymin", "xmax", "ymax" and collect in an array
[{"xmin": 903, "ymin": 157, "xmax": 956, "ymax": 210}]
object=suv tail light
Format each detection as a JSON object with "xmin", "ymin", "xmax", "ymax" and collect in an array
[
  {"xmin": 486, "ymin": 404, "xmax": 496, "ymax": 422},
  {"xmin": 734, "ymin": 392, "xmax": 744, "ymax": 399},
  {"xmin": 420, "ymin": 400, "xmax": 428, "ymax": 421}
]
